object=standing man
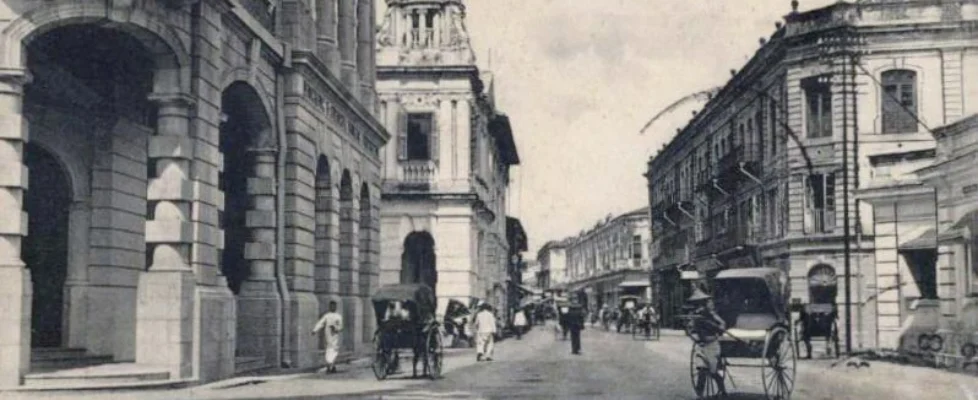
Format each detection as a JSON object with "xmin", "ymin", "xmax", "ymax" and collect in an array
[
  {"xmin": 566, "ymin": 301, "xmax": 586, "ymax": 355},
  {"xmin": 473, "ymin": 303, "xmax": 497, "ymax": 361},
  {"xmin": 688, "ymin": 288, "xmax": 727, "ymax": 396},
  {"xmin": 311, "ymin": 300, "xmax": 344, "ymax": 373},
  {"xmin": 513, "ymin": 308, "xmax": 528, "ymax": 340}
]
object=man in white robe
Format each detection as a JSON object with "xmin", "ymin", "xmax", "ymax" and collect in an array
[{"xmin": 312, "ymin": 300, "xmax": 343, "ymax": 373}]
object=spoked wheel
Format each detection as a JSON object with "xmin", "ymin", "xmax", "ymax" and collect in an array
[
  {"xmin": 372, "ymin": 332, "xmax": 390, "ymax": 381},
  {"xmin": 762, "ymin": 328, "xmax": 797, "ymax": 400},
  {"xmin": 690, "ymin": 344, "xmax": 724, "ymax": 399},
  {"xmin": 426, "ymin": 327, "xmax": 444, "ymax": 380}
]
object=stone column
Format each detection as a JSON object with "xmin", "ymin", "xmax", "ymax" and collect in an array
[
  {"xmin": 356, "ymin": 0, "xmax": 375, "ymax": 110},
  {"xmin": 138, "ymin": 92, "xmax": 197, "ymax": 379},
  {"xmin": 63, "ymin": 200, "xmax": 91, "ymax": 349},
  {"xmin": 337, "ymin": 0, "xmax": 358, "ymax": 91},
  {"xmin": 338, "ymin": 192, "xmax": 361, "ymax": 354},
  {"xmin": 0, "ymin": 71, "xmax": 31, "ymax": 387},
  {"xmin": 316, "ymin": 0, "xmax": 340, "ymax": 71},
  {"xmin": 433, "ymin": 12, "xmax": 441, "ymax": 47},
  {"xmin": 237, "ymin": 149, "xmax": 282, "ymax": 368}
]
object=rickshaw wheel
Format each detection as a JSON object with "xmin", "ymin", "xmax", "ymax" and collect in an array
[
  {"xmin": 762, "ymin": 328, "xmax": 796, "ymax": 400},
  {"xmin": 689, "ymin": 343, "xmax": 722, "ymax": 399},
  {"xmin": 372, "ymin": 332, "xmax": 390, "ymax": 381},
  {"xmin": 426, "ymin": 326, "xmax": 444, "ymax": 380}
]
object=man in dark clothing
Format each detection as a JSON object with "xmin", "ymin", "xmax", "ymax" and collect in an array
[{"xmin": 566, "ymin": 302, "xmax": 586, "ymax": 355}]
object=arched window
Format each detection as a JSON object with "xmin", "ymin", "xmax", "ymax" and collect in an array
[{"xmin": 881, "ymin": 69, "xmax": 918, "ymax": 134}]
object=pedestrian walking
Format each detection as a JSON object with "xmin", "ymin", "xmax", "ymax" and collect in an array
[
  {"xmin": 513, "ymin": 308, "xmax": 528, "ymax": 340},
  {"xmin": 311, "ymin": 300, "xmax": 343, "ymax": 373},
  {"xmin": 566, "ymin": 301, "xmax": 586, "ymax": 355},
  {"xmin": 473, "ymin": 303, "xmax": 497, "ymax": 361}
]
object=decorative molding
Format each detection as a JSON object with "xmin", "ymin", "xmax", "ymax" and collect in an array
[{"xmin": 301, "ymin": 81, "xmax": 379, "ymax": 157}]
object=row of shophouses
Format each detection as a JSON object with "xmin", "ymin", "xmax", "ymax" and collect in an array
[
  {"xmin": 0, "ymin": 0, "xmax": 525, "ymax": 389},
  {"xmin": 646, "ymin": 0, "xmax": 978, "ymax": 353},
  {"xmin": 537, "ymin": 208, "xmax": 653, "ymax": 312}
]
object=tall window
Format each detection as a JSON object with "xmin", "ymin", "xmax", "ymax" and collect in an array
[
  {"xmin": 803, "ymin": 76, "xmax": 832, "ymax": 138},
  {"xmin": 755, "ymin": 110, "xmax": 764, "ymax": 160},
  {"xmin": 805, "ymin": 173, "xmax": 836, "ymax": 233},
  {"xmin": 632, "ymin": 235, "xmax": 643, "ymax": 260},
  {"xmin": 406, "ymin": 113, "xmax": 433, "ymax": 160},
  {"xmin": 881, "ymin": 69, "xmax": 918, "ymax": 134}
]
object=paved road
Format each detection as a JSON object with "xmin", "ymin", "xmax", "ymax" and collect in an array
[{"xmin": 6, "ymin": 323, "xmax": 978, "ymax": 399}]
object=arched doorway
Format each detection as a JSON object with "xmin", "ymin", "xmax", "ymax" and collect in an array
[
  {"xmin": 22, "ymin": 143, "xmax": 71, "ymax": 348},
  {"xmin": 401, "ymin": 232, "xmax": 437, "ymax": 296},
  {"xmin": 314, "ymin": 156, "xmax": 334, "ymax": 305},
  {"xmin": 219, "ymin": 82, "xmax": 273, "ymax": 294},
  {"xmin": 808, "ymin": 264, "xmax": 838, "ymax": 304},
  {"xmin": 23, "ymin": 22, "xmax": 166, "ymax": 359}
]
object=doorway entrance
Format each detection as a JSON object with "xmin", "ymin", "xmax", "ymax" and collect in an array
[{"xmin": 23, "ymin": 143, "xmax": 71, "ymax": 348}]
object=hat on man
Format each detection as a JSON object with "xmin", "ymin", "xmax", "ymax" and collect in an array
[
  {"xmin": 687, "ymin": 286, "xmax": 712, "ymax": 303},
  {"xmin": 478, "ymin": 302, "xmax": 492, "ymax": 311}
]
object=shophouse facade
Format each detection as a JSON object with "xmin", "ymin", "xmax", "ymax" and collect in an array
[{"xmin": 645, "ymin": 0, "xmax": 978, "ymax": 347}]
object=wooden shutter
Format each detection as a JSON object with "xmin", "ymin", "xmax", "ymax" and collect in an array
[
  {"xmin": 397, "ymin": 108, "xmax": 408, "ymax": 161},
  {"xmin": 429, "ymin": 113, "xmax": 439, "ymax": 162},
  {"xmin": 802, "ymin": 175, "xmax": 813, "ymax": 234}
]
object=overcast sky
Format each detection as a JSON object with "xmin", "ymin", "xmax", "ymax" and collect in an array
[{"xmin": 378, "ymin": 0, "xmax": 837, "ymax": 254}]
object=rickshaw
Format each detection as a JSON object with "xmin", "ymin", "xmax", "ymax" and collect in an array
[
  {"xmin": 370, "ymin": 284, "xmax": 444, "ymax": 380},
  {"xmin": 682, "ymin": 268, "xmax": 796, "ymax": 400},
  {"xmin": 794, "ymin": 303, "xmax": 839, "ymax": 359},
  {"xmin": 444, "ymin": 298, "xmax": 473, "ymax": 348},
  {"xmin": 632, "ymin": 301, "xmax": 661, "ymax": 341},
  {"xmin": 617, "ymin": 295, "xmax": 641, "ymax": 333}
]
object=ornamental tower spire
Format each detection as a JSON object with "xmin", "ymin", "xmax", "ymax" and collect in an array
[{"xmin": 377, "ymin": 0, "xmax": 477, "ymax": 66}]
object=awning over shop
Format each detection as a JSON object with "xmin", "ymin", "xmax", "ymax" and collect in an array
[
  {"xmin": 899, "ymin": 227, "xmax": 937, "ymax": 251},
  {"xmin": 618, "ymin": 280, "xmax": 649, "ymax": 288}
]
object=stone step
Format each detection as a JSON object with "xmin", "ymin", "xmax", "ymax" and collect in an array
[
  {"xmin": 22, "ymin": 363, "xmax": 171, "ymax": 388},
  {"xmin": 30, "ymin": 348, "xmax": 115, "ymax": 372}
]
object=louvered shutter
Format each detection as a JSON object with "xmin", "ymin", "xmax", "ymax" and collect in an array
[
  {"xmin": 802, "ymin": 175, "xmax": 812, "ymax": 233},
  {"xmin": 430, "ymin": 112, "xmax": 439, "ymax": 162},
  {"xmin": 397, "ymin": 108, "xmax": 408, "ymax": 161}
]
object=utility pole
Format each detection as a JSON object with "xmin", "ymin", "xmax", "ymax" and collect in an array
[{"xmin": 820, "ymin": 27, "xmax": 864, "ymax": 355}]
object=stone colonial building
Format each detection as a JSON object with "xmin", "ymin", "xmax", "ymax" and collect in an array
[
  {"xmin": 0, "ymin": 0, "xmax": 387, "ymax": 388},
  {"xmin": 375, "ymin": 0, "xmax": 520, "ymax": 315},
  {"xmin": 645, "ymin": 0, "xmax": 978, "ymax": 346},
  {"xmin": 563, "ymin": 207, "xmax": 652, "ymax": 311},
  {"xmin": 536, "ymin": 238, "xmax": 570, "ymax": 293}
]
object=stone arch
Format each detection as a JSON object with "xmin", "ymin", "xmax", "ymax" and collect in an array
[
  {"xmin": 401, "ymin": 231, "xmax": 437, "ymax": 296},
  {"xmin": 807, "ymin": 264, "xmax": 838, "ymax": 304},
  {"xmin": 314, "ymin": 155, "xmax": 335, "ymax": 302},
  {"xmin": 3, "ymin": 3, "xmax": 191, "ymax": 93},
  {"xmin": 220, "ymin": 68, "xmax": 277, "ymax": 141}
]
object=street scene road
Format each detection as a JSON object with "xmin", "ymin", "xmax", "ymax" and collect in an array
[{"xmin": 5, "ymin": 323, "xmax": 976, "ymax": 400}]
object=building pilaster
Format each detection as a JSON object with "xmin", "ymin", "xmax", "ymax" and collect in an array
[
  {"xmin": 137, "ymin": 92, "xmax": 197, "ymax": 379},
  {"xmin": 0, "ymin": 71, "xmax": 31, "ymax": 387}
]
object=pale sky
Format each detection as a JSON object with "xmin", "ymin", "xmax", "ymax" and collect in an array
[{"xmin": 378, "ymin": 0, "xmax": 837, "ymax": 254}]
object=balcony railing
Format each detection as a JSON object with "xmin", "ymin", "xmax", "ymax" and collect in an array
[
  {"xmin": 694, "ymin": 223, "xmax": 758, "ymax": 257},
  {"xmin": 400, "ymin": 160, "xmax": 437, "ymax": 185},
  {"xmin": 240, "ymin": 0, "xmax": 275, "ymax": 32},
  {"xmin": 809, "ymin": 209, "xmax": 836, "ymax": 234}
]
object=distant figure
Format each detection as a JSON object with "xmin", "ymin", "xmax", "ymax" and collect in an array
[
  {"xmin": 513, "ymin": 308, "xmax": 528, "ymax": 340},
  {"xmin": 795, "ymin": 306, "xmax": 812, "ymax": 359},
  {"xmin": 566, "ymin": 302, "xmax": 586, "ymax": 355},
  {"xmin": 473, "ymin": 303, "xmax": 497, "ymax": 361},
  {"xmin": 311, "ymin": 300, "xmax": 344, "ymax": 373}
]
